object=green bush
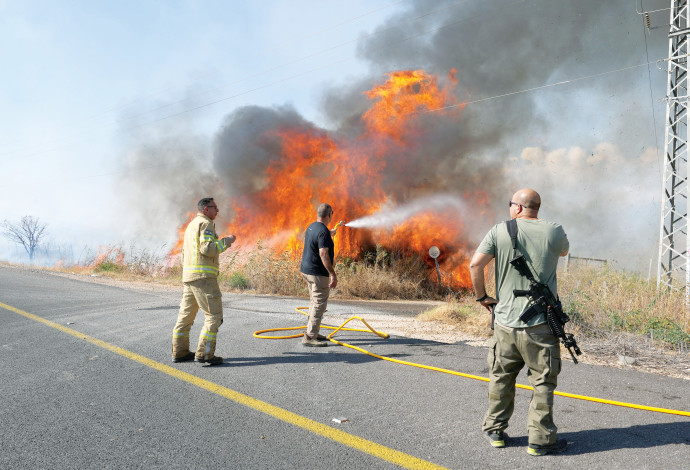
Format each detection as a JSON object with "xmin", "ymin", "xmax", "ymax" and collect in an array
[
  {"xmin": 228, "ymin": 271, "xmax": 250, "ymax": 289},
  {"xmin": 645, "ymin": 318, "xmax": 690, "ymax": 345},
  {"xmin": 95, "ymin": 261, "xmax": 123, "ymax": 273}
]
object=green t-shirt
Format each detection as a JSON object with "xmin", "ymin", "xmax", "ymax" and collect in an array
[{"xmin": 476, "ymin": 218, "xmax": 569, "ymax": 328}]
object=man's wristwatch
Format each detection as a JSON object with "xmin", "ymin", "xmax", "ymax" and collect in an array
[{"xmin": 476, "ymin": 294, "xmax": 489, "ymax": 302}]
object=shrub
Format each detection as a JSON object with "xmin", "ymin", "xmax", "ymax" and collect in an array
[
  {"xmin": 228, "ymin": 271, "xmax": 250, "ymax": 289},
  {"xmin": 95, "ymin": 261, "xmax": 123, "ymax": 273}
]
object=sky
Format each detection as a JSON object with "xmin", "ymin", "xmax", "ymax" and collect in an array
[{"xmin": 0, "ymin": 0, "xmax": 673, "ymax": 273}]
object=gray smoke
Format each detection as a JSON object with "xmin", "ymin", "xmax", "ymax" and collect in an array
[
  {"xmin": 330, "ymin": 0, "xmax": 666, "ymax": 269},
  {"xmin": 212, "ymin": 105, "xmax": 316, "ymax": 200},
  {"xmin": 118, "ymin": 0, "xmax": 667, "ymax": 270},
  {"xmin": 117, "ymin": 121, "xmax": 220, "ymax": 244}
]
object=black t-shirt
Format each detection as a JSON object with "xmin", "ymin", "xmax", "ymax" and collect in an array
[{"xmin": 300, "ymin": 221, "xmax": 334, "ymax": 277}]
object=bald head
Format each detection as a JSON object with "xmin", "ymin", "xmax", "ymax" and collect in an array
[
  {"xmin": 510, "ymin": 188, "xmax": 540, "ymax": 219},
  {"xmin": 513, "ymin": 188, "xmax": 541, "ymax": 210}
]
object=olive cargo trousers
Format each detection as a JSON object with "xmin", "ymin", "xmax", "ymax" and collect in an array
[
  {"xmin": 172, "ymin": 278, "xmax": 223, "ymax": 361},
  {"xmin": 482, "ymin": 321, "xmax": 562, "ymax": 446}
]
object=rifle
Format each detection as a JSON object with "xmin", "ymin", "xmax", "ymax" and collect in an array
[{"xmin": 511, "ymin": 254, "xmax": 582, "ymax": 363}]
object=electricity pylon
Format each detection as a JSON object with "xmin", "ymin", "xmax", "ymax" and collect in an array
[{"xmin": 658, "ymin": 0, "xmax": 690, "ymax": 292}]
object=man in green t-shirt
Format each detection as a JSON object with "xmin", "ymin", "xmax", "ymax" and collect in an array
[{"xmin": 469, "ymin": 188, "xmax": 569, "ymax": 456}]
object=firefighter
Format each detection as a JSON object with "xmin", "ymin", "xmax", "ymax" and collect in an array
[{"xmin": 172, "ymin": 197, "xmax": 236, "ymax": 365}]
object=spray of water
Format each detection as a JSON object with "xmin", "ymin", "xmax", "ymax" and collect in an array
[{"xmin": 346, "ymin": 194, "xmax": 468, "ymax": 229}]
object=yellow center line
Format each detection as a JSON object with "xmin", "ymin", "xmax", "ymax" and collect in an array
[{"xmin": 0, "ymin": 301, "xmax": 447, "ymax": 470}]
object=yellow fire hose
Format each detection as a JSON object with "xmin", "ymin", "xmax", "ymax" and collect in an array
[{"xmin": 252, "ymin": 307, "xmax": 690, "ymax": 418}]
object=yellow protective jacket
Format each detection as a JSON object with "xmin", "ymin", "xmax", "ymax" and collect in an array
[{"xmin": 181, "ymin": 213, "xmax": 229, "ymax": 282}]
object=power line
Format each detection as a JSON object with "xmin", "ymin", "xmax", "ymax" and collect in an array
[{"xmin": 426, "ymin": 61, "xmax": 658, "ymax": 113}]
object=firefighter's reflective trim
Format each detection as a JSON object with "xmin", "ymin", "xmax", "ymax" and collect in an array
[
  {"xmin": 201, "ymin": 330, "xmax": 217, "ymax": 361},
  {"xmin": 172, "ymin": 330, "xmax": 190, "ymax": 338},
  {"xmin": 200, "ymin": 330, "xmax": 217, "ymax": 341},
  {"xmin": 201, "ymin": 235, "xmax": 226, "ymax": 252},
  {"xmin": 183, "ymin": 265, "xmax": 219, "ymax": 275}
]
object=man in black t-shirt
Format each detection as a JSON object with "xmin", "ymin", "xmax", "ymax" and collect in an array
[{"xmin": 300, "ymin": 203, "xmax": 340, "ymax": 347}]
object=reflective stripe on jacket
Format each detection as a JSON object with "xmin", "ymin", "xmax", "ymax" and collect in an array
[{"xmin": 181, "ymin": 213, "xmax": 228, "ymax": 282}]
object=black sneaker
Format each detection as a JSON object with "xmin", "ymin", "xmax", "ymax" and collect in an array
[
  {"xmin": 197, "ymin": 356, "xmax": 223, "ymax": 365},
  {"xmin": 527, "ymin": 438, "xmax": 568, "ymax": 456},
  {"xmin": 484, "ymin": 431, "xmax": 506, "ymax": 448},
  {"xmin": 172, "ymin": 352, "xmax": 196, "ymax": 363}
]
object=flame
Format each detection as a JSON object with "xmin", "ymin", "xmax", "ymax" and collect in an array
[
  {"xmin": 363, "ymin": 69, "xmax": 457, "ymax": 140},
  {"xmin": 167, "ymin": 213, "xmax": 195, "ymax": 265},
  {"xmin": 172, "ymin": 69, "xmax": 484, "ymax": 287}
]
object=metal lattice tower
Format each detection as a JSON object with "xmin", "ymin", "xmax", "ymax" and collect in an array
[{"xmin": 658, "ymin": 0, "xmax": 690, "ymax": 290}]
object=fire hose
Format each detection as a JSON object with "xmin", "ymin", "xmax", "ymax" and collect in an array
[{"xmin": 253, "ymin": 307, "xmax": 690, "ymax": 418}]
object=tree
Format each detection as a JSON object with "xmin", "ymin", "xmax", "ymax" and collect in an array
[{"xmin": 2, "ymin": 216, "xmax": 48, "ymax": 261}]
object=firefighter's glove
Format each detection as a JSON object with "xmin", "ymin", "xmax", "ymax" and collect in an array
[{"xmin": 221, "ymin": 235, "xmax": 236, "ymax": 248}]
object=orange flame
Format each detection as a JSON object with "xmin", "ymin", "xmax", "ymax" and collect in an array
[
  {"xmin": 167, "ymin": 213, "xmax": 195, "ymax": 265},
  {"xmin": 172, "ymin": 69, "xmax": 483, "ymax": 287}
]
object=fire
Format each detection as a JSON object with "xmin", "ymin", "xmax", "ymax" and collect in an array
[
  {"xmin": 166, "ymin": 213, "xmax": 195, "ymax": 266},
  {"xmin": 171, "ymin": 69, "xmax": 482, "ymax": 288},
  {"xmin": 363, "ymin": 69, "xmax": 457, "ymax": 140}
]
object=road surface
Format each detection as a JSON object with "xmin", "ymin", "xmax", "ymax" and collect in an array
[{"xmin": 1, "ymin": 265, "xmax": 688, "ymax": 469}]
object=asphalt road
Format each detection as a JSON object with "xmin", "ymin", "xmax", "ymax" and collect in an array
[{"xmin": 1, "ymin": 265, "xmax": 688, "ymax": 469}]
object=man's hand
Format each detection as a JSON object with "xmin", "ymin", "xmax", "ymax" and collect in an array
[
  {"xmin": 331, "ymin": 221, "xmax": 344, "ymax": 237},
  {"xmin": 222, "ymin": 235, "xmax": 236, "ymax": 247},
  {"xmin": 329, "ymin": 273, "xmax": 338, "ymax": 288},
  {"xmin": 478, "ymin": 297, "xmax": 498, "ymax": 312}
]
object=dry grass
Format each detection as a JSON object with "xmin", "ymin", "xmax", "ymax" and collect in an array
[
  {"xmin": 559, "ymin": 266, "xmax": 689, "ymax": 345},
  {"xmin": 336, "ymin": 248, "xmax": 442, "ymax": 300},
  {"xmin": 46, "ymin": 243, "xmax": 689, "ymax": 350},
  {"xmin": 418, "ymin": 265, "xmax": 690, "ymax": 351},
  {"xmin": 212, "ymin": 243, "xmax": 447, "ymax": 300},
  {"xmin": 413, "ymin": 265, "xmax": 690, "ymax": 378},
  {"xmin": 220, "ymin": 242, "xmax": 306, "ymax": 295},
  {"xmin": 49, "ymin": 242, "xmax": 451, "ymax": 300},
  {"xmin": 56, "ymin": 244, "xmax": 174, "ymax": 281}
]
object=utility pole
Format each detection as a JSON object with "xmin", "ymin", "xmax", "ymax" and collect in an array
[{"xmin": 658, "ymin": 0, "xmax": 690, "ymax": 294}]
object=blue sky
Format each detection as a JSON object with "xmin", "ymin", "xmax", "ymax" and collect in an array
[
  {"xmin": 0, "ymin": 0, "xmax": 673, "ymax": 271},
  {"xmin": 0, "ymin": 0, "xmax": 401, "ymax": 260}
]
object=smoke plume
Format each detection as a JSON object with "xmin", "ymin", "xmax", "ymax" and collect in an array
[{"xmin": 117, "ymin": 0, "xmax": 665, "ymax": 272}]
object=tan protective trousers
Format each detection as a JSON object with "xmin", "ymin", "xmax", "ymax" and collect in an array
[
  {"xmin": 302, "ymin": 273, "xmax": 330, "ymax": 338},
  {"xmin": 482, "ymin": 321, "xmax": 561, "ymax": 446},
  {"xmin": 172, "ymin": 278, "xmax": 223, "ymax": 361}
]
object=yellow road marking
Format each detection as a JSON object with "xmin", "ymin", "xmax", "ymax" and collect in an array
[{"xmin": 0, "ymin": 301, "xmax": 447, "ymax": 470}]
